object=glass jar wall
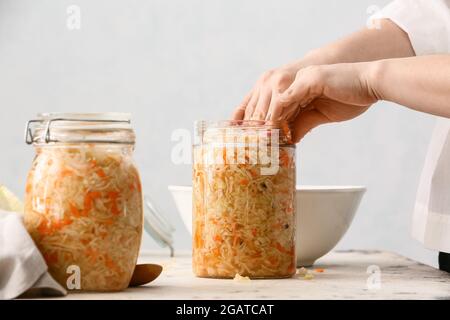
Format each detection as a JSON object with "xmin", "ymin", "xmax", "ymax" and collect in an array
[
  {"xmin": 23, "ymin": 113, "xmax": 143, "ymax": 291},
  {"xmin": 193, "ymin": 120, "xmax": 296, "ymax": 279}
]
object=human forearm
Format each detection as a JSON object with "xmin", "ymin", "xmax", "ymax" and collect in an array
[
  {"xmin": 289, "ymin": 19, "xmax": 415, "ymax": 68},
  {"xmin": 368, "ymin": 55, "xmax": 450, "ymax": 117},
  {"xmin": 234, "ymin": 19, "xmax": 416, "ymax": 121}
]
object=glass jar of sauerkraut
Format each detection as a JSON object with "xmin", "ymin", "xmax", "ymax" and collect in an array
[
  {"xmin": 23, "ymin": 113, "xmax": 143, "ymax": 291},
  {"xmin": 193, "ymin": 120, "xmax": 296, "ymax": 279}
]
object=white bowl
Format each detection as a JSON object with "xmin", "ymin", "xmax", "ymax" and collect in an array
[
  {"xmin": 168, "ymin": 186, "xmax": 194, "ymax": 234},
  {"xmin": 168, "ymin": 185, "xmax": 365, "ymax": 267},
  {"xmin": 295, "ymin": 186, "xmax": 365, "ymax": 266}
]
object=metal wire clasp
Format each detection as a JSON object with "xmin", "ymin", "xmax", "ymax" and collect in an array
[{"xmin": 25, "ymin": 120, "xmax": 43, "ymax": 145}]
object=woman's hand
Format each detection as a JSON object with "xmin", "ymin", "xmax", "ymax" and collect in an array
[
  {"xmin": 232, "ymin": 62, "xmax": 302, "ymax": 121},
  {"xmin": 234, "ymin": 62, "xmax": 378, "ymax": 142},
  {"xmin": 234, "ymin": 54, "xmax": 450, "ymax": 142},
  {"xmin": 232, "ymin": 19, "xmax": 416, "ymax": 142},
  {"xmin": 274, "ymin": 62, "xmax": 378, "ymax": 142}
]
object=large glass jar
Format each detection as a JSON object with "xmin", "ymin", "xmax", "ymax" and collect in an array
[
  {"xmin": 23, "ymin": 113, "xmax": 143, "ymax": 291},
  {"xmin": 193, "ymin": 120, "xmax": 296, "ymax": 279}
]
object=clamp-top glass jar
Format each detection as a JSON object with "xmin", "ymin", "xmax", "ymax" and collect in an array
[
  {"xmin": 23, "ymin": 113, "xmax": 143, "ymax": 291},
  {"xmin": 193, "ymin": 120, "xmax": 296, "ymax": 279}
]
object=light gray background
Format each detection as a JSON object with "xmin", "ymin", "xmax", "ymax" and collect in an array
[{"xmin": 0, "ymin": 0, "xmax": 439, "ymax": 266}]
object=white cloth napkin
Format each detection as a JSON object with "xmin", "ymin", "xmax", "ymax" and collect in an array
[{"xmin": 0, "ymin": 211, "xmax": 66, "ymax": 300}]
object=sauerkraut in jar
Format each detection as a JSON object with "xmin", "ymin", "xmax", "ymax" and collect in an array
[
  {"xmin": 24, "ymin": 113, "xmax": 143, "ymax": 291},
  {"xmin": 193, "ymin": 120, "xmax": 296, "ymax": 279}
]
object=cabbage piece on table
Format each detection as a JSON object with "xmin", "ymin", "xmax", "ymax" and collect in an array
[{"xmin": 0, "ymin": 185, "xmax": 23, "ymax": 214}]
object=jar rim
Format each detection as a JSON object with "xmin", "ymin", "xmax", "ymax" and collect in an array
[
  {"xmin": 195, "ymin": 119, "xmax": 291, "ymax": 129},
  {"xmin": 25, "ymin": 112, "xmax": 135, "ymax": 145},
  {"xmin": 37, "ymin": 112, "xmax": 131, "ymax": 122},
  {"xmin": 195, "ymin": 119, "xmax": 294, "ymax": 145}
]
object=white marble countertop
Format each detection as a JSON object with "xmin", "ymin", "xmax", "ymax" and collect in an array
[{"xmin": 58, "ymin": 250, "xmax": 450, "ymax": 300}]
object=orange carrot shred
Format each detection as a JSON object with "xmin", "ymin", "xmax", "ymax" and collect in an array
[
  {"xmin": 233, "ymin": 236, "xmax": 240, "ymax": 246},
  {"xmin": 82, "ymin": 191, "xmax": 101, "ymax": 216},
  {"xmin": 240, "ymin": 179, "xmax": 249, "ymax": 186},
  {"xmin": 60, "ymin": 169, "xmax": 74, "ymax": 178},
  {"xmin": 268, "ymin": 256, "xmax": 279, "ymax": 266},
  {"xmin": 96, "ymin": 168, "xmax": 107, "ymax": 178},
  {"xmin": 111, "ymin": 204, "xmax": 121, "ymax": 216},
  {"xmin": 222, "ymin": 149, "xmax": 227, "ymax": 163},
  {"xmin": 104, "ymin": 218, "xmax": 114, "ymax": 225},
  {"xmin": 108, "ymin": 191, "xmax": 120, "ymax": 199},
  {"xmin": 69, "ymin": 203, "xmax": 81, "ymax": 217},
  {"xmin": 272, "ymin": 222, "xmax": 283, "ymax": 229},
  {"xmin": 104, "ymin": 254, "xmax": 120, "ymax": 273},
  {"xmin": 38, "ymin": 219, "xmax": 51, "ymax": 235},
  {"xmin": 279, "ymin": 153, "xmax": 290, "ymax": 168},
  {"xmin": 274, "ymin": 242, "xmax": 294, "ymax": 256},
  {"xmin": 108, "ymin": 191, "xmax": 121, "ymax": 216},
  {"xmin": 43, "ymin": 252, "xmax": 58, "ymax": 265},
  {"xmin": 88, "ymin": 191, "xmax": 101, "ymax": 199},
  {"xmin": 85, "ymin": 247, "xmax": 99, "ymax": 263}
]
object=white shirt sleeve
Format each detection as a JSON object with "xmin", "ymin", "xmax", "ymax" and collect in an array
[{"xmin": 370, "ymin": 0, "xmax": 450, "ymax": 55}]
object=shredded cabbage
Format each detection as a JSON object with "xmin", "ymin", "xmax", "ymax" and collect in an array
[
  {"xmin": 24, "ymin": 145, "xmax": 143, "ymax": 291},
  {"xmin": 0, "ymin": 185, "xmax": 23, "ymax": 213},
  {"xmin": 193, "ymin": 127, "xmax": 296, "ymax": 279}
]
